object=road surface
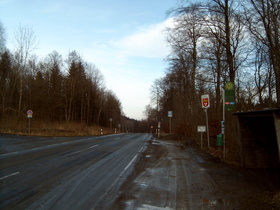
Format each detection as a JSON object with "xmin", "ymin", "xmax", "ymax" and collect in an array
[
  {"xmin": 0, "ymin": 133, "xmax": 151, "ymax": 209},
  {"xmin": 113, "ymin": 138, "xmax": 279, "ymax": 209}
]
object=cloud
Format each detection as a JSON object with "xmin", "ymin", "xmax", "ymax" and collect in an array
[
  {"xmin": 81, "ymin": 18, "xmax": 175, "ymax": 120},
  {"xmin": 83, "ymin": 17, "xmax": 175, "ymax": 70},
  {"xmin": 109, "ymin": 18, "xmax": 174, "ymax": 59}
]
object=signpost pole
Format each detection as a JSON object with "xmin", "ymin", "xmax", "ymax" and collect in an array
[
  {"xmin": 197, "ymin": 126, "xmax": 206, "ymax": 148},
  {"xmin": 29, "ymin": 118, "xmax": 31, "ymax": 134},
  {"xmin": 223, "ymin": 81, "xmax": 235, "ymax": 158},
  {"xmin": 168, "ymin": 111, "xmax": 172, "ymax": 134},
  {"xmin": 201, "ymin": 132, "xmax": 203, "ymax": 148},
  {"xmin": 201, "ymin": 95, "xmax": 210, "ymax": 148},
  {"xmin": 205, "ymin": 108, "xmax": 210, "ymax": 148},
  {"xmin": 170, "ymin": 117, "xmax": 172, "ymax": 134},
  {"xmin": 158, "ymin": 121, "xmax": 161, "ymax": 138},
  {"xmin": 110, "ymin": 118, "xmax": 113, "ymax": 133},
  {"xmin": 223, "ymin": 89, "xmax": 225, "ymax": 158},
  {"xmin": 27, "ymin": 110, "xmax": 33, "ymax": 134}
]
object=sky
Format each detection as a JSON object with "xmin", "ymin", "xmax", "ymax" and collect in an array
[{"xmin": 0, "ymin": 0, "xmax": 179, "ymax": 120}]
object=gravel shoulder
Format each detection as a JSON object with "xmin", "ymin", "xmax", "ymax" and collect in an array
[{"xmin": 112, "ymin": 138, "xmax": 280, "ymax": 209}]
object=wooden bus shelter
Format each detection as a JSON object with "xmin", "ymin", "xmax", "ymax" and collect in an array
[{"xmin": 234, "ymin": 109, "xmax": 280, "ymax": 168}]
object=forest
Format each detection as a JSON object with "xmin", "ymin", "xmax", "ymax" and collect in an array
[
  {"xmin": 144, "ymin": 0, "xmax": 279, "ymax": 161},
  {"xmin": 0, "ymin": 23, "xmax": 134, "ymax": 134}
]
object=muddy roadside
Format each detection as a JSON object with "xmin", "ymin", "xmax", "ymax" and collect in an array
[{"xmin": 111, "ymin": 136, "xmax": 280, "ymax": 210}]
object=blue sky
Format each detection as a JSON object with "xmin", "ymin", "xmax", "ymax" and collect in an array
[{"xmin": 0, "ymin": 0, "xmax": 179, "ymax": 120}]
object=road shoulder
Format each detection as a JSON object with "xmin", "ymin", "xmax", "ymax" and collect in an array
[{"xmin": 112, "ymin": 138, "xmax": 279, "ymax": 209}]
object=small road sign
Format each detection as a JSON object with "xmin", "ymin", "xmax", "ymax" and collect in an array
[
  {"xmin": 168, "ymin": 111, "xmax": 172, "ymax": 117},
  {"xmin": 27, "ymin": 110, "xmax": 33, "ymax": 118},
  {"xmin": 27, "ymin": 110, "xmax": 33, "ymax": 133},
  {"xmin": 27, "ymin": 110, "xmax": 33, "ymax": 115},
  {"xmin": 197, "ymin": 126, "xmax": 206, "ymax": 132},
  {"xmin": 201, "ymin": 95, "xmax": 210, "ymax": 108}
]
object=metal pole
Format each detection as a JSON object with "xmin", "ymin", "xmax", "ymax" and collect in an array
[
  {"xmin": 223, "ymin": 89, "xmax": 226, "ymax": 158},
  {"xmin": 169, "ymin": 117, "xmax": 172, "ymax": 134},
  {"xmin": 206, "ymin": 108, "xmax": 210, "ymax": 148},
  {"xmin": 110, "ymin": 119, "xmax": 112, "ymax": 133},
  {"xmin": 201, "ymin": 132, "xmax": 203, "ymax": 148},
  {"xmin": 29, "ymin": 118, "xmax": 31, "ymax": 134}
]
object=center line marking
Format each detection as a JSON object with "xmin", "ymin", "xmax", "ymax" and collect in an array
[
  {"xmin": 0, "ymin": 172, "xmax": 20, "ymax": 180},
  {"xmin": 89, "ymin": 144, "xmax": 99, "ymax": 149}
]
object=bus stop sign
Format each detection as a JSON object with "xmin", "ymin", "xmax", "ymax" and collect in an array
[{"xmin": 224, "ymin": 82, "xmax": 235, "ymax": 111}]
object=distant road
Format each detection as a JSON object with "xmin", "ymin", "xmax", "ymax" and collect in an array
[{"xmin": 0, "ymin": 133, "xmax": 151, "ymax": 209}]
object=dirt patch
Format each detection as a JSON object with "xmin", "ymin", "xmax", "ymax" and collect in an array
[{"xmin": 112, "ymin": 138, "xmax": 280, "ymax": 209}]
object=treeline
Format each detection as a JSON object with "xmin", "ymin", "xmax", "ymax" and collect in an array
[
  {"xmin": 0, "ymin": 25, "xmax": 124, "ymax": 130},
  {"xmin": 145, "ymin": 0, "xmax": 279, "ymax": 158}
]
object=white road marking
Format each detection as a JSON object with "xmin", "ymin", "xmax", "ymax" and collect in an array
[
  {"xmin": 124, "ymin": 153, "xmax": 138, "ymax": 171},
  {"xmin": 138, "ymin": 145, "xmax": 145, "ymax": 153},
  {"xmin": 0, "ymin": 137, "xmax": 101, "ymax": 159},
  {"xmin": 88, "ymin": 144, "xmax": 99, "ymax": 149},
  {"xmin": 0, "ymin": 172, "xmax": 20, "ymax": 180},
  {"xmin": 138, "ymin": 204, "xmax": 173, "ymax": 210},
  {"xmin": 65, "ymin": 151, "xmax": 81, "ymax": 157},
  {"xmin": 72, "ymin": 151, "xmax": 81, "ymax": 155},
  {"xmin": 89, "ymin": 135, "xmax": 147, "ymax": 206},
  {"xmin": 105, "ymin": 152, "xmax": 139, "ymax": 197}
]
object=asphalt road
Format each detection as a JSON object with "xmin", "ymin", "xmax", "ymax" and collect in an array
[
  {"xmin": 0, "ymin": 133, "xmax": 151, "ymax": 209},
  {"xmin": 113, "ymin": 139, "xmax": 279, "ymax": 209}
]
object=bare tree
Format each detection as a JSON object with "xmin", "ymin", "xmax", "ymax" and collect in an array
[
  {"xmin": 200, "ymin": 34, "xmax": 227, "ymax": 118},
  {"xmin": 205, "ymin": 0, "xmax": 248, "ymax": 83},
  {"xmin": 167, "ymin": 3, "xmax": 205, "ymax": 93},
  {"xmin": 0, "ymin": 21, "xmax": 6, "ymax": 53},
  {"xmin": 86, "ymin": 63, "xmax": 105, "ymax": 125},
  {"xmin": 244, "ymin": 0, "xmax": 280, "ymax": 106},
  {"xmin": 13, "ymin": 25, "xmax": 38, "ymax": 118}
]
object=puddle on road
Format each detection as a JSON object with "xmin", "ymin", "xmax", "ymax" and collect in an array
[
  {"xmin": 202, "ymin": 198, "xmax": 218, "ymax": 208},
  {"xmin": 201, "ymin": 198, "xmax": 236, "ymax": 209},
  {"xmin": 171, "ymin": 157, "xmax": 190, "ymax": 161},
  {"xmin": 137, "ymin": 204, "xmax": 173, "ymax": 210},
  {"xmin": 126, "ymin": 197, "xmax": 237, "ymax": 210},
  {"xmin": 139, "ymin": 182, "xmax": 148, "ymax": 188}
]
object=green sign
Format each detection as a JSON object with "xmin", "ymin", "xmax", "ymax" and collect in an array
[{"xmin": 224, "ymin": 82, "xmax": 235, "ymax": 111}]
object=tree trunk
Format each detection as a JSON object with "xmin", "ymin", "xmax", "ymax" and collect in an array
[
  {"xmin": 224, "ymin": 0, "xmax": 235, "ymax": 82},
  {"xmin": 18, "ymin": 73, "xmax": 23, "ymax": 119}
]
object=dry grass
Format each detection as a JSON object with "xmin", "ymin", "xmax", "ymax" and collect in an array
[
  {"xmin": 272, "ymin": 192, "xmax": 280, "ymax": 207},
  {"xmin": 262, "ymin": 191, "xmax": 280, "ymax": 208},
  {"xmin": 0, "ymin": 120, "xmax": 113, "ymax": 136}
]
